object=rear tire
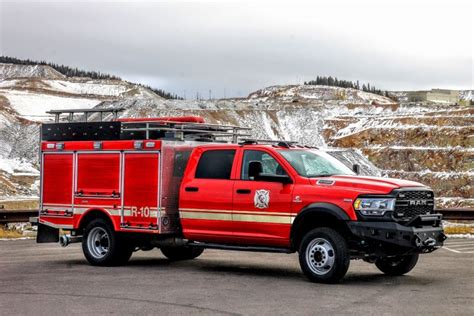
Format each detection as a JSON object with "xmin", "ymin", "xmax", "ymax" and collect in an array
[
  {"xmin": 298, "ymin": 227, "xmax": 350, "ymax": 283},
  {"xmin": 161, "ymin": 246, "xmax": 204, "ymax": 261},
  {"xmin": 375, "ymin": 254, "xmax": 419, "ymax": 276},
  {"xmin": 82, "ymin": 218, "xmax": 133, "ymax": 266}
]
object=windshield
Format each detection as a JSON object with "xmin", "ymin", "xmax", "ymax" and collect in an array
[{"xmin": 278, "ymin": 150, "xmax": 355, "ymax": 177}]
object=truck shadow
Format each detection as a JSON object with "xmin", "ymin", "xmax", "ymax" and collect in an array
[{"xmin": 65, "ymin": 257, "xmax": 439, "ymax": 286}]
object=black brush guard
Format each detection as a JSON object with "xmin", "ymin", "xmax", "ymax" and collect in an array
[{"xmin": 347, "ymin": 214, "xmax": 446, "ymax": 253}]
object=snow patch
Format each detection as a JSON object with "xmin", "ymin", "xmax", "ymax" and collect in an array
[{"xmin": 0, "ymin": 90, "xmax": 101, "ymax": 120}]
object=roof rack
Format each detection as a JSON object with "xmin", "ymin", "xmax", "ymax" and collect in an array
[
  {"xmin": 46, "ymin": 108, "xmax": 125, "ymax": 123},
  {"xmin": 121, "ymin": 120, "xmax": 251, "ymax": 143},
  {"xmin": 239, "ymin": 139, "xmax": 298, "ymax": 148},
  {"xmin": 42, "ymin": 109, "xmax": 252, "ymax": 143}
]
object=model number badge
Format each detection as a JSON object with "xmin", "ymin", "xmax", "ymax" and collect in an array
[{"xmin": 254, "ymin": 190, "xmax": 270, "ymax": 209}]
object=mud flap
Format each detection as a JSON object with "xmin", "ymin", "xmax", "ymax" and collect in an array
[{"xmin": 37, "ymin": 223, "xmax": 59, "ymax": 243}]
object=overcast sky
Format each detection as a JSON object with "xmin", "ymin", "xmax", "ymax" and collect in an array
[{"xmin": 0, "ymin": 0, "xmax": 472, "ymax": 98}]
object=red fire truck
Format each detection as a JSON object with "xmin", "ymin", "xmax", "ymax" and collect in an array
[{"xmin": 35, "ymin": 108, "xmax": 445, "ymax": 283}]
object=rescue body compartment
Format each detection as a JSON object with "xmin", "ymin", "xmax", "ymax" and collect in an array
[{"xmin": 39, "ymin": 139, "xmax": 188, "ymax": 235}]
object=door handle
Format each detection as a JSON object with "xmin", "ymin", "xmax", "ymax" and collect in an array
[
  {"xmin": 185, "ymin": 187, "xmax": 199, "ymax": 192},
  {"xmin": 236, "ymin": 189, "xmax": 251, "ymax": 194}
]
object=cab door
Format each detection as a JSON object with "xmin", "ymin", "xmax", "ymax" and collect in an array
[
  {"xmin": 232, "ymin": 149, "xmax": 294, "ymax": 246},
  {"xmin": 179, "ymin": 148, "xmax": 237, "ymax": 243}
]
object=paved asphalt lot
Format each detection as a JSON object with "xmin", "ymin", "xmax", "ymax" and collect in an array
[{"xmin": 0, "ymin": 238, "xmax": 473, "ymax": 315}]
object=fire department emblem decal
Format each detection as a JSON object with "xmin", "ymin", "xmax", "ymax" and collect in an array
[{"xmin": 254, "ymin": 190, "xmax": 270, "ymax": 209}]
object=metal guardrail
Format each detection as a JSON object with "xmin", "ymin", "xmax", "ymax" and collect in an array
[
  {"xmin": 0, "ymin": 210, "xmax": 38, "ymax": 224},
  {"xmin": 437, "ymin": 208, "xmax": 474, "ymax": 221},
  {"xmin": 0, "ymin": 208, "xmax": 473, "ymax": 224}
]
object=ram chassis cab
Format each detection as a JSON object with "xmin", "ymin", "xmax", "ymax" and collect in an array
[{"xmin": 35, "ymin": 112, "xmax": 446, "ymax": 283}]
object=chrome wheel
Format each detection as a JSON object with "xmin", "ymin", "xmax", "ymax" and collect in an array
[
  {"xmin": 87, "ymin": 227, "xmax": 110, "ymax": 259},
  {"xmin": 306, "ymin": 238, "xmax": 335, "ymax": 275}
]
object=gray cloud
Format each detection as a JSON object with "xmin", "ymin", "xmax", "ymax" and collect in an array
[{"xmin": 1, "ymin": 0, "xmax": 472, "ymax": 98}]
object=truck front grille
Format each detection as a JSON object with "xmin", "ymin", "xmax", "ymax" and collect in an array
[{"xmin": 394, "ymin": 190, "xmax": 435, "ymax": 220}]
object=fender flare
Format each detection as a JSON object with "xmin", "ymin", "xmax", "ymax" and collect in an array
[
  {"xmin": 77, "ymin": 208, "xmax": 119, "ymax": 231},
  {"xmin": 290, "ymin": 202, "xmax": 351, "ymax": 247}
]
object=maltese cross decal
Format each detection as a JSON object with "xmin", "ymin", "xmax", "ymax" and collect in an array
[{"xmin": 254, "ymin": 189, "xmax": 270, "ymax": 209}]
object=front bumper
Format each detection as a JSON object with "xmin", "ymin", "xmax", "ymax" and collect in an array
[{"xmin": 347, "ymin": 214, "xmax": 446, "ymax": 253}]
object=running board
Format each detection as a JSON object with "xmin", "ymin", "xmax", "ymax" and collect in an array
[{"xmin": 188, "ymin": 242, "xmax": 294, "ymax": 253}]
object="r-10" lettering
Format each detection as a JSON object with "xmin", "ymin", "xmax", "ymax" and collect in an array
[{"xmin": 131, "ymin": 206, "xmax": 150, "ymax": 217}]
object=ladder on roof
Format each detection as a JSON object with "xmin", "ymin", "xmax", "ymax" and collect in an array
[{"xmin": 46, "ymin": 108, "xmax": 125, "ymax": 123}]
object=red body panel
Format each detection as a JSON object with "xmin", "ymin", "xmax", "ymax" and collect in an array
[{"xmin": 122, "ymin": 153, "xmax": 160, "ymax": 229}]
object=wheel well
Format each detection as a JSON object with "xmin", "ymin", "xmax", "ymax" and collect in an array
[
  {"xmin": 291, "ymin": 210, "xmax": 350, "ymax": 250},
  {"xmin": 78, "ymin": 210, "xmax": 114, "ymax": 234}
]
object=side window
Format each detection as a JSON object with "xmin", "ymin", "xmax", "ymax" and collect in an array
[
  {"xmin": 241, "ymin": 150, "xmax": 287, "ymax": 180},
  {"xmin": 195, "ymin": 150, "xmax": 236, "ymax": 179},
  {"xmin": 173, "ymin": 150, "xmax": 191, "ymax": 177}
]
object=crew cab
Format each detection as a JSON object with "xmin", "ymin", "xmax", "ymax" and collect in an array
[{"xmin": 35, "ymin": 109, "xmax": 445, "ymax": 283}]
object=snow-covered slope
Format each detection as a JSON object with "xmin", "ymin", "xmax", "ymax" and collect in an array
[
  {"xmin": 249, "ymin": 85, "xmax": 395, "ymax": 105},
  {"xmin": 0, "ymin": 64, "xmax": 164, "ymax": 121},
  {"xmin": 0, "ymin": 63, "xmax": 65, "ymax": 79}
]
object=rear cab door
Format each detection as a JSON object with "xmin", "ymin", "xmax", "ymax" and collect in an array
[{"xmin": 179, "ymin": 145, "xmax": 239, "ymax": 243}]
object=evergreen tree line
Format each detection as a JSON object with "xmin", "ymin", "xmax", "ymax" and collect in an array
[
  {"xmin": 0, "ymin": 56, "xmax": 181, "ymax": 99},
  {"xmin": 304, "ymin": 75, "xmax": 389, "ymax": 97},
  {"xmin": 138, "ymin": 83, "xmax": 183, "ymax": 100}
]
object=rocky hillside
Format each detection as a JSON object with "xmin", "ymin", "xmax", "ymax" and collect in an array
[
  {"xmin": 0, "ymin": 63, "xmax": 472, "ymax": 210},
  {"xmin": 326, "ymin": 106, "xmax": 473, "ymax": 208}
]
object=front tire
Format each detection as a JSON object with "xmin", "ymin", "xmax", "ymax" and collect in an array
[
  {"xmin": 161, "ymin": 246, "xmax": 204, "ymax": 261},
  {"xmin": 375, "ymin": 254, "xmax": 419, "ymax": 276},
  {"xmin": 298, "ymin": 227, "xmax": 350, "ymax": 283},
  {"xmin": 82, "ymin": 218, "xmax": 133, "ymax": 266}
]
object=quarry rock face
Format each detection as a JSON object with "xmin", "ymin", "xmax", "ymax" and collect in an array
[{"xmin": 0, "ymin": 65, "xmax": 472, "ymax": 209}]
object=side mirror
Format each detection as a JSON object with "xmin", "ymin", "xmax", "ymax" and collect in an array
[
  {"xmin": 248, "ymin": 161, "xmax": 263, "ymax": 180},
  {"xmin": 352, "ymin": 164, "xmax": 360, "ymax": 175}
]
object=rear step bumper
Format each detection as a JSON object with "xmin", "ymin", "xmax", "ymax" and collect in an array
[{"xmin": 188, "ymin": 242, "xmax": 294, "ymax": 253}]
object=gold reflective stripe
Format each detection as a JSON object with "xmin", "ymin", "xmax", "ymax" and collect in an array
[
  {"xmin": 180, "ymin": 210, "xmax": 295, "ymax": 224},
  {"xmin": 74, "ymin": 208, "xmax": 87, "ymax": 215},
  {"xmin": 233, "ymin": 213, "xmax": 293, "ymax": 224},
  {"xmin": 179, "ymin": 208, "xmax": 293, "ymax": 216},
  {"xmin": 180, "ymin": 211, "xmax": 232, "ymax": 221}
]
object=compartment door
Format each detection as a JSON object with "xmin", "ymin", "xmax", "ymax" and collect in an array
[
  {"xmin": 42, "ymin": 153, "xmax": 74, "ymax": 212},
  {"xmin": 122, "ymin": 152, "xmax": 160, "ymax": 230}
]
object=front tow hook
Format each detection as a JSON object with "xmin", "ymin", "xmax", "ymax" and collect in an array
[
  {"xmin": 423, "ymin": 238, "xmax": 436, "ymax": 247},
  {"xmin": 415, "ymin": 236, "xmax": 437, "ymax": 248}
]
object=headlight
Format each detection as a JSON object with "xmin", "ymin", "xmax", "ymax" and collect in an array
[{"xmin": 353, "ymin": 198, "xmax": 395, "ymax": 216}]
